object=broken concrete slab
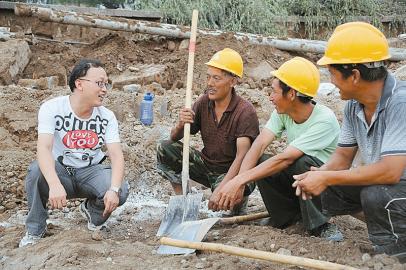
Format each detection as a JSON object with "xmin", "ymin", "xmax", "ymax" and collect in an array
[
  {"xmin": 246, "ymin": 61, "xmax": 274, "ymax": 81},
  {"xmin": 111, "ymin": 64, "xmax": 166, "ymax": 89},
  {"xmin": 123, "ymin": 84, "xmax": 142, "ymax": 93},
  {"xmin": 0, "ymin": 28, "xmax": 15, "ymax": 41},
  {"xmin": 0, "ymin": 39, "xmax": 31, "ymax": 85},
  {"xmin": 18, "ymin": 76, "xmax": 59, "ymax": 90},
  {"xmin": 179, "ymin": 39, "xmax": 189, "ymax": 50}
]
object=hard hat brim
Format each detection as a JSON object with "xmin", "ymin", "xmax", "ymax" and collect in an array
[
  {"xmin": 317, "ymin": 55, "xmax": 391, "ymax": 66},
  {"xmin": 205, "ymin": 61, "xmax": 242, "ymax": 78},
  {"xmin": 316, "ymin": 56, "xmax": 330, "ymax": 66}
]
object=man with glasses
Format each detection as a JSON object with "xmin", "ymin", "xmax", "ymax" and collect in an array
[
  {"xmin": 19, "ymin": 59, "xmax": 129, "ymax": 247},
  {"xmin": 157, "ymin": 48, "xmax": 259, "ymax": 215}
]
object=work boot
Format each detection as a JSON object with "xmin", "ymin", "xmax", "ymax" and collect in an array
[{"xmin": 311, "ymin": 222, "xmax": 343, "ymax": 242}]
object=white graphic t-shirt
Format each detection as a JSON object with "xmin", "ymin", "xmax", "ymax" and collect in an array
[{"xmin": 38, "ymin": 95, "xmax": 120, "ymax": 168}]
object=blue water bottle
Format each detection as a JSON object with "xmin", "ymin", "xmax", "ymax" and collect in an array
[{"xmin": 140, "ymin": 92, "xmax": 154, "ymax": 125}]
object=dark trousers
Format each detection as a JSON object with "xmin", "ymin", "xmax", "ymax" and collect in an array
[
  {"xmin": 257, "ymin": 154, "xmax": 329, "ymax": 231},
  {"xmin": 156, "ymin": 140, "xmax": 255, "ymax": 196},
  {"xmin": 322, "ymin": 182, "xmax": 406, "ymax": 247}
]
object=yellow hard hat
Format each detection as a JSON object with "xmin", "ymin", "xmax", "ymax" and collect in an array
[
  {"xmin": 317, "ymin": 22, "xmax": 390, "ymax": 66},
  {"xmin": 271, "ymin": 57, "xmax": 320, "ymax": 98},
  {"xmin": 205, "ymin": 48, "xmax": 243, "ymax": 78}
]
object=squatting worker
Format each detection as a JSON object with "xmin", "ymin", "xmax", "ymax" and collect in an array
[
  {"xmin": 157, "ymin": 48, "xmax": 259, "ymax": 215},
  {"xmin": 210, "ymin": 57, "xmax": 343, "ymax": 241},
  {"xmin": 294, "ymin": 22, "xmax": 406, "ymax": 262}
]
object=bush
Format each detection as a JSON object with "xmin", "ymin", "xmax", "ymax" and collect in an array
[
  {"xmin": 137, "ymin": 0, "xmax": 286, "ymax": 36},
  {"xmin": 137, "ymin": 0, "xmax": 406, "ymax": 38}
]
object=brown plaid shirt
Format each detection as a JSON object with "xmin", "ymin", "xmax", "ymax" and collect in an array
[{"xmin": 191, "ymin": 89, "xmax": 259, "ymax": 172}]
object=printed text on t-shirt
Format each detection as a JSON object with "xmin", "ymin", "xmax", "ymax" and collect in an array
[{"xmin": 55, "ymin": 113, "xmax": 108, "ymax": 150}]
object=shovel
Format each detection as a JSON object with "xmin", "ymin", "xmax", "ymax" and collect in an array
[
  {"xmin": 156, "ymin": 9, "xmax": 202, "ymax": 237},
  {"xmin": 157, "ymin": 211, "xmax": 270, "ymax": 254}
]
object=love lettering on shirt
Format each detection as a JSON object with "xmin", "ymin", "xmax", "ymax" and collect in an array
[
  {"xmin": 63, "ymin": 130, "xmax": 99, "ymax": 149},
  {"xmin": 54, "ymin": 113, "xmax": 109, "ymax": 150}
]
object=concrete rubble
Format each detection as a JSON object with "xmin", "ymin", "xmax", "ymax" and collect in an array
[
  {"xmin": 111, "ymin": 64, "xmax": 167, "ymax": 89},
  {"xmin": 0, "ymin": 39, "xmax": 31, "ymax": 85}
]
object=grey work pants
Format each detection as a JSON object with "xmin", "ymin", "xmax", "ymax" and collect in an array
[
  {"xmin": 25, "ymin": 160, "xmax": 129, "ymax": 236},
  {"xmin": 256, "ymin": 154, "xmax": 329, "ymax": 231}
]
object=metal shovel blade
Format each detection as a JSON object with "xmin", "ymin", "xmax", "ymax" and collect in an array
[
  {"xmin": 157, "ymin": 217, "xmax": 220, "ymax": 255},
  {"xmin": 158, "ymin": 211, "xmax": 271, "ymax": 255},
  {"xmin": 156, "ymin": 192, "xmax": 203, "ymax": 237}
]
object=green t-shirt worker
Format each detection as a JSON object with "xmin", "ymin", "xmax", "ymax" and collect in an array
[{"xmin": 209, "ymin": 57, "xmax": 342, "ymax": 240}]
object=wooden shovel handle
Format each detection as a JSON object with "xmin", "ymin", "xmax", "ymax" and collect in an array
[
  {"xmin": 160, "ymin": 237, "xmax": 359, "ymax": 270},
  {"xmin": 218, "ymin": 211, "xmax": 269, "ymax": 225},
  {"xmin": 181, "ymin": 10, "xmax": 198, "ymax": 196}
]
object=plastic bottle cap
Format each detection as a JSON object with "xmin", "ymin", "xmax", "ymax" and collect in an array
[{"xmin": 144, "ymin": 93, "xmax": 153, "ymax": 101}]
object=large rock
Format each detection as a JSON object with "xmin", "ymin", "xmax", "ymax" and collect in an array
[
  {"xmin": 246, "ymin": 61, "xmax": 274, "ymax": 81},
  {"xmin": 0, "ymin": 39, "xmax": 31, "ymax": 85},
  {"xmin": 18, "ymin": 76, "xmax": 59, "ymax": 90},
  {"xmin": 111, "ymin": 64, "xmax": 166, "ymax": 89}
]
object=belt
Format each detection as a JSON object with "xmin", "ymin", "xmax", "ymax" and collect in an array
[
  {"xmin": 64, "ymin": 166, "xmax": 76, "ymax": 176},
  {"xmin": 58, "ymin": 155, "xmax": 106, "ymax": 176}
]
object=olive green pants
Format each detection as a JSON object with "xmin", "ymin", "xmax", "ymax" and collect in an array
[{"xmin": 157, "ymin": 140, "xmax": 255, "ymax": 196}]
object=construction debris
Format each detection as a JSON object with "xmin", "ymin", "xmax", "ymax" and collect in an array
[
  {"xmin": 17, "ymin": 76, "xmax": 59, "ymax": 90},
  {"xmin": 0, "ymin": 27, "xmax": 14, "ymax": 41},
  {"xmin": 14, "ymin": 3, "xmax": 406, "ymax": 61},
  {"xmin": 111, "ymin": 64, "xmax": 167, "ymax": 89},
  {"xmin": 0, "ymin": 39, "xmax": 31, "ymax": 85}
]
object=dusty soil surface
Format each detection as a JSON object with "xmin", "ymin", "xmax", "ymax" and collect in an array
[{"xmin": 1, "ymin": 19, "xmax": 406, "ymax": 270}]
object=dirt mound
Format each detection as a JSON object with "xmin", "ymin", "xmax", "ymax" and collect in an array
[{"xmin": 21, "ymin": 31, "xmax": 293, "ymax": 91}]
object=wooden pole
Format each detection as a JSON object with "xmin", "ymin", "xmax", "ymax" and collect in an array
[
  {"xmin": 181, "ymin": 10, "xmax": 198, "ymax": 196},
  {"xmin": 219, "ymin": 211, "xmax": 269, "ymax": 225},
  {"xmin": 160, "ymin": 237, "xmax": 359, "ymax": 270}
]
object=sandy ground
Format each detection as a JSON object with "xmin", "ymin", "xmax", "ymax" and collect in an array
[{"xmin": 1, "ymin": 20, "xmax": 406, "ymax": 270}]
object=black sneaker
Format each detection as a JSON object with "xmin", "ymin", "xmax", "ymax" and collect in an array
[
  {"xmin": 311, "ymin": 223, "xmax": 343, "ymax": 242},
  {"xmin": 79, "ymin": 199, "xmax": 107, "ymax": 231}
]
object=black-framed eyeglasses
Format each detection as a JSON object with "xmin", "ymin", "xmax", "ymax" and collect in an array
[{"xmin": 79, "ymin": 79, "xmax": 112, "ymax": 90}]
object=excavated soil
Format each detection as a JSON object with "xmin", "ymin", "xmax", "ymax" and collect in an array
[{"xmin": 1, "ymin": 25, "xmax": 406, "ymax": 270}]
